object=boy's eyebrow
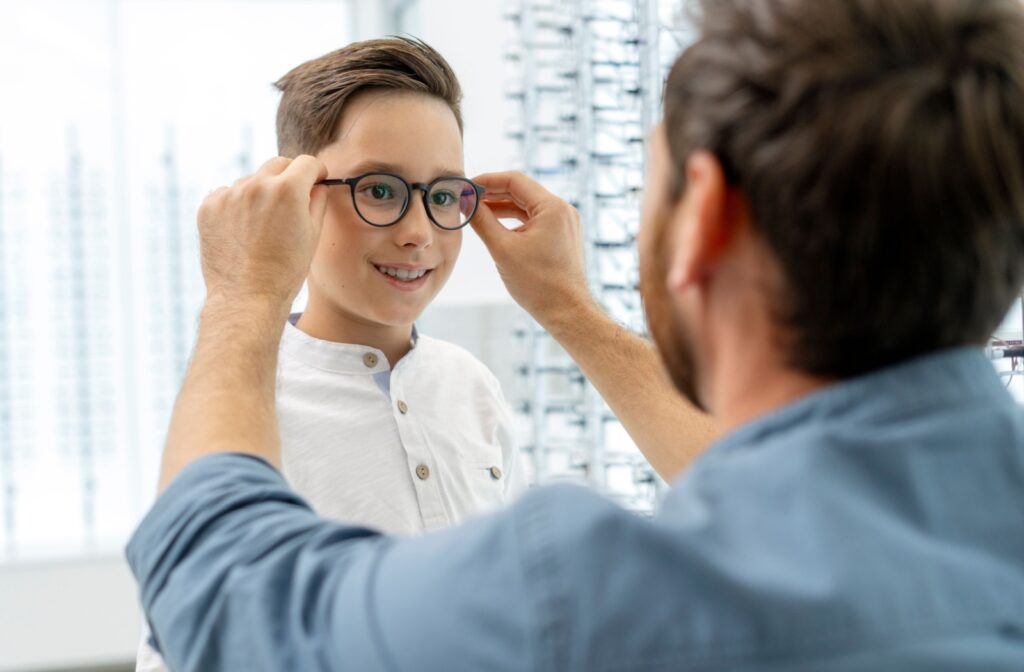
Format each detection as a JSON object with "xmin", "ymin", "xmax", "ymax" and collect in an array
[{"xmin": 344, "ymin": 160, "xmax": 466, "ymax": 179}]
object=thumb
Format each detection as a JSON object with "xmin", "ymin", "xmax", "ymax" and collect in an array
[{"xmin": 469, "ymin": 200, "xmax": 511, "ymax": 256}]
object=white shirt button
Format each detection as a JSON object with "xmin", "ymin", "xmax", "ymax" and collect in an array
[
  {"xmin": 415, "ymin": 464, "xmax": 430, "ymax": 480},
  {"xmin": 362, "ymin": 352, "xmax": 378, "ymax": 368},
  {"xmin": 397, "ymin": 400, "xmax": 409, "ymax": 414},
  {"xmin": 490, "ymin": 466, "xmax": 503, "ymax": 480}
]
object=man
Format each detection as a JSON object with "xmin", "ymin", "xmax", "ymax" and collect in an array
[{"xmin": 128, "ymin": 0, "xmax": 1024, "ymax": 670}]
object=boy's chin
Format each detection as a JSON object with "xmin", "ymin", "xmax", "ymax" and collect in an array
[{"xmin": 359, "ymin": 305, "xmax": 427, "ymax": 329}]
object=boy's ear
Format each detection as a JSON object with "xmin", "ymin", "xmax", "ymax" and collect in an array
[{"xmin": 667, "ymin": 151, "xmax": 737, "ymax": 291}]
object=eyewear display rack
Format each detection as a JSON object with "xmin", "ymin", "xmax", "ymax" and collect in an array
[{"xmin": 505, "ymin": 0, "xmax": 689, "ymax": 513}]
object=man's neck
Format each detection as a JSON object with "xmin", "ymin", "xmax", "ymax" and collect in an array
[
  {"xmin": 707, "ymin": 321, "xmax": 831, "ymax": 437},
  {"xmin": 700, "ymin": 244, "xmax": 834, "ymax": 436},
  {"xmin": 716, "ymin": 364, "xmax": 829, "ymax": 436},
  {"xmin": 295, "ymin": 298, "xmax": 414, "ymax": 368}
]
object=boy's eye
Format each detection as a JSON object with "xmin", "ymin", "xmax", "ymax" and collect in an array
[
  {"xmin": 430, "ymin": 190, "xmax": 457, "ymax": 207},
  {"xmin": 362, "ymin": 183, "xmax": 395, "ymax": 200}
]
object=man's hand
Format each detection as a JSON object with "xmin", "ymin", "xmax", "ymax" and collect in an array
[
  {"xmin": 198, "ymin": 155, "xmax": 329, "ymax": 311},
  {"xmin": 471, "ymin": 171, "xmax": 595, "ymax": 326}
]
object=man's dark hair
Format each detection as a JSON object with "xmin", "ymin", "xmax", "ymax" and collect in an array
[{"xmin": 664, "ymin": 0, "xmax": 1024, "ymax": 378}]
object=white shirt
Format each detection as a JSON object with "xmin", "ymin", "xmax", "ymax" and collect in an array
[
  {"xmin": 137, "ymin": 320, "xmax": 527, "ymax": 671},
  {"xmin": 276, "ymin": 319, "xmax": 527, "ymax": 533}
]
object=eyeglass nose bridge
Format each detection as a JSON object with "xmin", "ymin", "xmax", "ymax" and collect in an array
[
  {"xmin": 402, "ymin": 182, "xmax": 439, "ymax": 228},
  {"xmin": 408, "ymin": 182, "xmax": 435, "ymax": 211},
  {"xmin": 393, "ymin": 182, "xmax": 445, "ymax": 230}
]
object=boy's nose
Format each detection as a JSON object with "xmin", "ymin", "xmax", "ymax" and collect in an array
[{"xmin": 393, "ymin": 196, "xmax": 433, "ymax": 249}]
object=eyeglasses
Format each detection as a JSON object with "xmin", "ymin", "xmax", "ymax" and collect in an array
[{"xmin": 317, "ymin": 172, "xmax": 486, "ymax": 230}]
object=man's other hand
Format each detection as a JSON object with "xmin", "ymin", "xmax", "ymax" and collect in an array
[
  {"xmin": 470, "ymin": 171, "xmax": 594, "ymax": 324},
  {"xmin": 197, "ymin": 155, "xmax": 329, "ymax": 310}
]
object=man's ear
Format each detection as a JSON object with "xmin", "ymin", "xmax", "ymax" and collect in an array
[{"xmin": 667, "ymin": 151, "xmax": 737, "ymax": 291}]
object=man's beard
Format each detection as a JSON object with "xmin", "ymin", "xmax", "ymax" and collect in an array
[{"xmin": 639, "ymin": 211, "xmax": 707, "ymax": 412}]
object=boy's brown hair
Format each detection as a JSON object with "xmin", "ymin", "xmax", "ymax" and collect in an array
[{"xmin": 274, "ymin": 37, "xmax": 463, "ymax": 157}]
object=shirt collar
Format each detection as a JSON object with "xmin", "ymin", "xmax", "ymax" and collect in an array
[
  {"xmin": 280, "ymin": 313, "xmax": 418, "ymax": 375},
  {"xmin": 704, "ymin": 346, "xmax": 1008, "ymax": 459}
]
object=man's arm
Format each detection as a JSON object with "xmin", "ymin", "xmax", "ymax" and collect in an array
[
  {"xmin": 131, "ymin": 453, "xmax": 548, "ymax": 671},
  {"xmin": 471, "ymin": 172, "xmax": 715, "ymax": 481},
  {"xmin": 157, "ymin": 155, "xmax": 327, "ymax": 490},
  {"xmin": 541, "ymin": 296, "xmax": 716, "ymax": 481},
  {"xmin": 158, "ymin": 297, "xmax": 287, "ymax": 490}
]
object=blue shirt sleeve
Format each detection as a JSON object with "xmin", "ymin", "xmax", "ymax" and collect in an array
[{"xmin": 126, "ymin": 453, "xmax": 554, "ymax": 672}]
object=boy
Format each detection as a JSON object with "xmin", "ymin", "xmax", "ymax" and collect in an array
[{"xmin": 137, "ymin": 37, "xmax": 526, "ymax": 670}]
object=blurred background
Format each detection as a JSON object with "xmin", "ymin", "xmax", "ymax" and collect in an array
[{"xmin": 0, "ymin": 1, "xmax": 1021, "ymax": 670}]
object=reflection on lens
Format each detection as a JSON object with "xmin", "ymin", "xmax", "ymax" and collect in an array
[
  {"xmin": 353, "ymin": 174, "xmax": 408, "ymax": 225},
  {"xmin": 429, "ymin": 178, "xmax": 476, "ymax": 230}
]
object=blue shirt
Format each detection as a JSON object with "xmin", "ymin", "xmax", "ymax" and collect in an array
[{"xmin": 126, "ymin": 347, "xmax": 1024, "ymax": 671}]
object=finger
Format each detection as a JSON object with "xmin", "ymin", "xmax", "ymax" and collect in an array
[
  {"xmin": 281, "ymin": 154, "xmax": 329, "ymax": 193},
  {"xmin": 231, "ymin": 157, "xmax": 290, "ymax": 191},
  {"xmin": 480, "ymin": 189, "xmax": 531, "ymax": 211},
  {"xmin": 256, "ymin": 156, "xmax": 293, "ymax": 177},
  {"xmin": 199, "ymin": 185, "xmax": 230, "ymax": 212},
  {"xmin": 473, "ymin": 171, "xmax": 556, "ymax": 211},
  {"xmin": 469, "ymin": 200, "xmax": 515, "ymax": 252},
  {"xmin": 197, "ymin": 186, "xmax": 229, "ymax": 222},
  {"xmin": 484, "ymin": 201, "xmax": 530, "ymax": 223}
]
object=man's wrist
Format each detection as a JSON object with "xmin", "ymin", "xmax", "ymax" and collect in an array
[
  {"xmin": 197, "ymin": 292, "xmax": 292, "ymax": 354},
  {"xmin": 537, "ymin": 289, "xmax": 605, "ymax": 341},
  {"xmin": 200, "ymin": 292, "xmax": 291, "ymax": 329}
]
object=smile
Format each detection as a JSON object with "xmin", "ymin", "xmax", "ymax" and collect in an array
[{"xmin": 373, "ymin": 264, "xmax": 433, "ymax": 282}]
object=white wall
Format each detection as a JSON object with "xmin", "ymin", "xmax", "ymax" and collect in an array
[{"xmin": 0, "ymin": 557, "xmax": 141, "ymax": 672}]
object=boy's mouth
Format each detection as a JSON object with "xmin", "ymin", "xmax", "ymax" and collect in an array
[{"xmin": 373, "ymin": 263, "xmax": 434, "ymax": 283}]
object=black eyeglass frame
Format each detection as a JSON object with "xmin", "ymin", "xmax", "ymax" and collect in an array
[{"xmin": 317, "ymin": 171, "xmax": 486, "ymax": 231}]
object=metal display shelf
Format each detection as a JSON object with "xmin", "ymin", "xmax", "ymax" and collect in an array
[{"xmin": 506, "ymin": 0, "xmax": 689, "ymax": 513}]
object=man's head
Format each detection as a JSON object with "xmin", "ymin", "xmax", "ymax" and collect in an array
[
  {"xmin": 275, "ymin": 38, "xmax": 464, "ymax": 330},
  {"xmin": 640, "ymin": 0, "xmax": 1024, "ymax": 411}
]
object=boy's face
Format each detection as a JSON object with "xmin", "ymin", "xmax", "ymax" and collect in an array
[{"xmin": 310, "ymin": 90, "xmax": 464, "ymax": 329}]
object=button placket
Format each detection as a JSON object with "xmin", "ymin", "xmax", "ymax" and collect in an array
[{"xmin": 390, "ymin": 371, "xmax": 449, "ymax": 525}]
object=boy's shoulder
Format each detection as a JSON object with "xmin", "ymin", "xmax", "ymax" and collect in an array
[{"xmin": 414, "ymin": 334, "xmax": 501, "ymax": 390}]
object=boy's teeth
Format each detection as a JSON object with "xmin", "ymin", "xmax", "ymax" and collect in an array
[{"xmin": 377, "ymin": 265, "xmax": 427, "ymax": 281}]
